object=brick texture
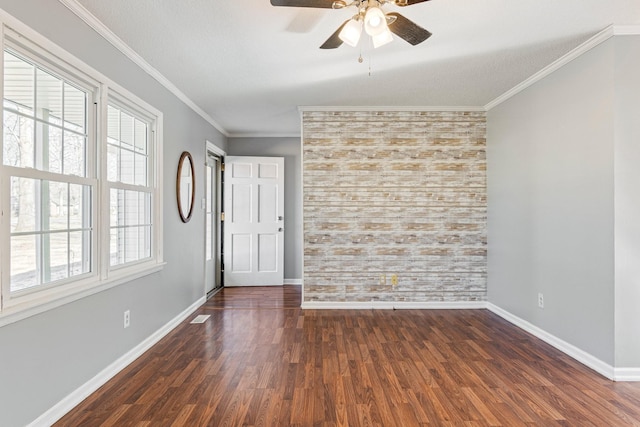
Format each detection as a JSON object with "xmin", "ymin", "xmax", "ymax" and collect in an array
[{"xmin": 303, "ymin": 111, "xmax": 487, "ymax": 302}]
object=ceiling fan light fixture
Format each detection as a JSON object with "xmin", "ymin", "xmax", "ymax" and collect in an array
[
  {"xmin": 339, "ymin": 18, "xmax": 362, "ymax": 47},
  {"xmin": 372, "ymin": 27, "xmax": 393, "ymax": 48},
  {"xmin": 364, "ymin": 6, "xmax": 388, "ymax": 36}
]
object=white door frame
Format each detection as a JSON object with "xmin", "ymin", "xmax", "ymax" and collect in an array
[{"xmin": 204, "ymin": 141, "xmax": 225, "ymax": 296}]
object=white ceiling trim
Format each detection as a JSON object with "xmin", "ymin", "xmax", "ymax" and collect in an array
[
  {"xmin": 57, "ymin": 0, "xmax": 229, "ymax": 137},
  {"xmin": 228, "ymin": 133, "xmax": 302, "ymax": 139},
  {"xmin": 298, "ymin": 106, "xmax": 486, "ymax": 112},
  {"xmin": 613, "ymin": 25, "xmax": 640, "ymax": 35},
  {"xmin": 230, "ymin": 107, "xmax": 486, "ymax": 138},
  {"xmin": 485, "ymin": 25, "xmax": 640, "ymax": 111}
]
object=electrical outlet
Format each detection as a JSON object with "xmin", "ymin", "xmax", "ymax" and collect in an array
[
  {"xmin": 124, "ymin": 310, "xmax": 130, "ymax": 328},
  {"xmin": 391, "ymin": 274, "xmax": 398, "ymax": 287},
  {"xmin": 537, "ymin": 293, "xmax": 544, "ymax": 309},
  {"xmin": 379, "ymin": 274, "xmax": 386, "ymax": 285}
]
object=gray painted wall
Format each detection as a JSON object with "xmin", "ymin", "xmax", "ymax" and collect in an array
[
  {"xmin": 613, "ymin": 36, "xmax": 640, "ymax": 368},
  {"xmin": 487, "ymin": 39, "xmax": 616, "ymax": 365},
  {"xmin": 0, "ymin": 2, "xmax": 226, "ymax": 426},
  {"xmin": 228, "ymin": 137, "xmax": 302, "ymax": 281}
]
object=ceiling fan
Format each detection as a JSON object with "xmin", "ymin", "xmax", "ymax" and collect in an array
[{"xmin": 270, "ymin": 0, "xmax": 433, "ymax": 49}]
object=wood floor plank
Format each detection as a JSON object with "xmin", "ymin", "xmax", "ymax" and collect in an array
[{"xmin": 54, "ymin": 286, "xmax": 640, "ymax": 426}]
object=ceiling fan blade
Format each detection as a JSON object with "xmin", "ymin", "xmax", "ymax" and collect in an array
[
  {"xmin": 394, "ymin": 0, "xmax": 431, "ymax": 6},
  {"xmin": 320, "ymin": 20, "xmax": 348, "ymax": 49},
  {"xmin": 271, "ymin": 0, "xmax": 337, "ymax": 8},
  {"xmin": 387, "ymin": 12, "xmax": 432, "ymax": 45}
]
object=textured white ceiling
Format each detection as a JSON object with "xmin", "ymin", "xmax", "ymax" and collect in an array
[{"xmin": 74, "ymin": 0, "xmax": 640, "ymax": 137}]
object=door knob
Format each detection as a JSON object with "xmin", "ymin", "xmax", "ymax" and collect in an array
[{"xmin": 278, "ymin": 227, "xmax": 283, "ymax": 232}]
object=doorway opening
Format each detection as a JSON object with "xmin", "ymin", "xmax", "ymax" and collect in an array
[{"xmin": 205, "ymin": 141, "xmax": 224, "ymax": 298}]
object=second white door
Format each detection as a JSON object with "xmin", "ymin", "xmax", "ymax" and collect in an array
[{"xmin": 223, "ymin": 156, "xmax": 284, "ymax": 286}]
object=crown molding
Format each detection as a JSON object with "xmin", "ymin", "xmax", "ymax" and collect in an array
[
  {"xmin": 613, "ymin": 25, "xmax": 640, "ymax": 35},
  {"xmin": 298, "ymin": 106, "xmax": 486, "ymax": 113},
  {"xmin": 228, "ymin": 132, "xmax": 301, "ymax": 139},
  {"xmin": 484, "ymin": 25, "xmax": 639, "ymax": 111},
  {"xmin": 57, "ymin": 0, "xmax": 229, "ymax": 137}
]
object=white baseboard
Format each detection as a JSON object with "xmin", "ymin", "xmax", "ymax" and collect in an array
[
  {"xmin": 29, "ymin": 296, "xmax": 206, "ymax": 427},
  {"xmin": 301, "ymin": 301, "xmax": 487, "ymax": 310},
  {"xmin": 283, "ymin": 279, "xmax": 302, "ymax": 286},
  {"xmin": 486, "ymin": 303, "xmax": 617, "ymax": 381},
  {"xmin": 614, "ymin": 368, "xmax": 640, "ymax": 382}
]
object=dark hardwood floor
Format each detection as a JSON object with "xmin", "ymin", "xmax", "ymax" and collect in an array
[{"xmin": 56, "ymin": 286, "xmax": 640, "ymax": 426}]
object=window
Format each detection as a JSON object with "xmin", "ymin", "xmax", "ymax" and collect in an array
[
  {"xmin": 107, "ymin": 103, "xmax": 152, "ymax": 268},
  {"xmin": 0, "ymin": 24, "xmax": 163, "ymax": 320},
  {"xmin": 3, "ymin": 49, "xmax": 95, "ymax": 295}
]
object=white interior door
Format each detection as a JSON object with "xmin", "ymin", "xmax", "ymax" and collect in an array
[{"xmin": 224, "ymin": 156, "xmax": 284, "ymax": 286}]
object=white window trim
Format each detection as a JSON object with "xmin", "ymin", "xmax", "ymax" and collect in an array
[
  {"xmin": 100, "ymin": 88, "xmax": 164, "ymax": 278},
  {"xmin": 0, "ymin": 12, "xmax": 164, "ymax": 328},
  {"xmin": 1, "ymin": 33, "xmax": 101, "ymax": 311}
]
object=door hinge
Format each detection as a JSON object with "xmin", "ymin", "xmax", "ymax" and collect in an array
[
  {"xmin": 220, "ymin": 212, "xmax": 225, "ymax": 222},
  {"xmin": 220, "ymin": 163, "xmax": 225, "ymax": 172}
]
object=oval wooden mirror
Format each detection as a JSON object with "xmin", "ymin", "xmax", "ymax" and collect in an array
[{"xmin": 176, "ymin": 151, "xmax": 195, "ymax": 223}]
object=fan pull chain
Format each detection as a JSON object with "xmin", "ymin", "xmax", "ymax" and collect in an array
[{"xmin": 368, "ymin": 38, "xmax": 372, "ymax": 75}]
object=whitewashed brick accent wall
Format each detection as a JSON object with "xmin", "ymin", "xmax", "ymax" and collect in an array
[{"xmin": 302, "ymin": 110, "xmax": 487, "ymax": 303}]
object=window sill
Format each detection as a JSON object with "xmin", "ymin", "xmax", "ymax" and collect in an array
[{"xmin": 0, "ymin": 261, "xmax": 166, "ymax": 328}]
